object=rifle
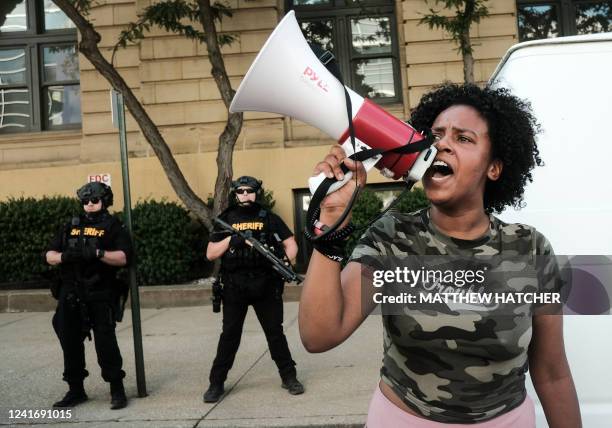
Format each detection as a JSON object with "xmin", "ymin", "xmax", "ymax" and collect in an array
[
  {"xmin": 67, "ymin": 217, "xmax": 94, "ymax": 341},
  {"xmin": 214, "ymin": 217, "xmax": 303, "ymax": 284},
  {"xmin": 211, "ymin": 276, "xmax": 223, "ymax": 313}
]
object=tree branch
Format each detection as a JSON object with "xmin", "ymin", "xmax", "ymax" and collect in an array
[
  {"xmin": 53, "ymin": 0, "xmax": 213, "ymax": 230},
  {"xmin": 197, "ymin": 0, "xmax": 243, "ymax": 217}
]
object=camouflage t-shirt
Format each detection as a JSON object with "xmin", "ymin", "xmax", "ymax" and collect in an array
[{"xmin": 349, "ymin": 208, "xmax": 560, "ymax": 423}]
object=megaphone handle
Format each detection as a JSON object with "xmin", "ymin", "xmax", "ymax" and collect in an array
[
  {"xmin": 308, "ymin": 140, "xmax": 381, "ymax": 196},
  {"xmin": 308, "ymin": 164, "xmax": 353, "ymax": 196}
]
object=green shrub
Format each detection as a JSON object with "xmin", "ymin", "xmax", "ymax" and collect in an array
[
  {"xmin": 0, "ymin": 196, "xmax": 81, "ymax": 283},
  {"xmin": 126, "ymin": 200, "xmax": 210, "ymax": 285},
  {"xmin": 0, "ymin": 196, "xmax": 212, "ymax": 287},
  {"xmin": 344, "ymin": 187, "xmax": 430, "ymax": 259},
  {"xmin": 394, "ymin": 186, "xmax": 429, "ymax": 214}
]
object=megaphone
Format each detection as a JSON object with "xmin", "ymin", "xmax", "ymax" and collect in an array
[{"xmin": 229, "ymin": 11, "xmax": 436, "ymax": 195}]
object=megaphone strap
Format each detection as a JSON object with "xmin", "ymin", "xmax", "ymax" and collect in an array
[
  {"xmin": 304, "ymin": 45, "xmax": 433, "ymax": 248},
  {"xmin": 306, "ymin": 168, "xmax": 360, "ymax": 242},
  {"xmin": 303, "ymin": 46, "xmax": 360, "ymax": 243},
  {"xmin": 305, "ymin": 131, "xmax": 432, "ymax": 243},
  {"xmin": 304, "ymin": 208, "xmax": 356, "ymax": 241},
  {"xmin": 344, "ymin": 133, "xmax": 433, "ymax": 165}
]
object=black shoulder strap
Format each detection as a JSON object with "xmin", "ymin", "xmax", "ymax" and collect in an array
[
  {"xmin": 258, "ymin": 208, "xmax": 270, "ymax": 243},
  {"xmin": 61, "ymin": 216, "xmax": 79, "ymax": 249},
  {"xmin": 304, "ymin": 45, "xmax": 433, "ymax": 242},
  {"xmin": 60, "ymin": 221, "xmax": 69, "ymax": 249}
]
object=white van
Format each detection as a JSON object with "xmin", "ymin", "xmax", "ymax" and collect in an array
[{"xmin": 491, "ymin": 33, "xmax": 612, "ymax": 427}]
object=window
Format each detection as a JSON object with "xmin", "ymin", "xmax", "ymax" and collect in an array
[
  {"xmin": 517, "ymin": 0, "xmax": 611, "ymax": 41},
  {"xmin": 287, "ymin": 0, "xmax": 402, "ymax": 104},
  {"xmin": 0, "ymin": 0, "xmax": 80, "ymax": 134}
]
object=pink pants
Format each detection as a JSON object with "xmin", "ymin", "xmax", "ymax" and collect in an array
[{"xmin": 366, "ymin": 384, "xmax": 536, "ymax": 428}]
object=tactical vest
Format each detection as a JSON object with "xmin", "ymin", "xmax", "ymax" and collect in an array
[
  {"xmin": 221, "ymin": 207, "xmax": 272, "ymax": 273},
  {"xmin": 60, "ymin": 212, "xmax": 118, "ymax": 290},
  {"xmin": 64, "ymin": 214, "xmax": 115, "ymax": 251}
]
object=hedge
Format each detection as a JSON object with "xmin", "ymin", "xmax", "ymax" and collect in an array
[
  {"xmin": 0, "ymin": 188, "xmax": 424, "ymax": 285},
  {"xmin": 125, "ymin": 200, "xmax": 210, "ymax": 286},
  {"xmin": 345, "ymin": 186, "xmax": 430, "ymax": 259},
  {"xmin": 0, "ymin": 196, "xmax": 81, "ymax": 283},
  {"xmin": 0, "ymin": 197, "xmax": 211, "ymax": 287}
]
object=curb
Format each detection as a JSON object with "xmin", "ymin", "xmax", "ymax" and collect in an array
[{"xmin": 0, "ymin": 283, "xmax": 303, "ymax": 313}]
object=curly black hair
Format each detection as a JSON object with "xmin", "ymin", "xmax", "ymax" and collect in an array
[{"xmin": 410, "ymin": 83, "xmax": 542, "ymax": 213}]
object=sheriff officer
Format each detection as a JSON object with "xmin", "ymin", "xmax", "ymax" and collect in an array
[
  {"xmin": 45, "ymin": 182, "xmax": 131, "ymax": 409},
  {"xmin": 203, "ymin": 176, "xmax": 304, "ymax": 402}
]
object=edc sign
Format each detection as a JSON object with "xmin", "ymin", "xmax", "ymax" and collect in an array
[{"xmin": 87, "ymin": 173, "xmax": 111, "ymax": 187}]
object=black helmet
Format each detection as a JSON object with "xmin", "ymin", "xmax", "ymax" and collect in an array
[
  {"xmin": 77, "ymin": 182, "xmax": 113, "ymax": 208},
  {"xmin": 231, "ymin": 176, "xmax": 262, "ymax": 195}
]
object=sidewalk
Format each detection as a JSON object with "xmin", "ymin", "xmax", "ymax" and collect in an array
[
  {"xmin": 1, "ymin": 303, "xmax": 381, "ymax": 427},
  {"xmin": 3, "ymin": 304, "xmax": 609, "ymax": 427},
  {"xmin": 0, "ymin": 283, "xmax": 304, "ymax": 313}
]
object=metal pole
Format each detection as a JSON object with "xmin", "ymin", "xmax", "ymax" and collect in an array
[{"xmin": 115, "ymin": 91, "xmax": 147, "ymax": 397}]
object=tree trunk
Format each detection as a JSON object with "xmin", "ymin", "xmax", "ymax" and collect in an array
[
  {"xmin": 54, "ymin": 0, "xmax": 214, "ymax": 230},
  {"xmin": 197, "ymin": 0, "xmax": 244, "ymax": 217},
  {"xmin": 461, "ymin": 0, "xmax": 476, "ymax": 84},
  {"xmin": 462, "ymin": 48, "xmax": 475, "ymax": 84}
]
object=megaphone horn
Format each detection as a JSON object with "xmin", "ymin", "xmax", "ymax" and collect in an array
[{"xmin": 230, "ymin": 11, "xmax": 436, "ymax": 195}]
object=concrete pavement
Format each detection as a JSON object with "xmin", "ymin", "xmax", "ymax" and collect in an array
[
  {"xmin": 1, "ymin": 303, "xmax": 381, "ymax": 427},
  {"xmin": 3, "ymin": 302, "xmax": 604, "ymax": 427},
  {"xmin": 0, "ymin": 282, "xmax": 304, "ymax": 313}
]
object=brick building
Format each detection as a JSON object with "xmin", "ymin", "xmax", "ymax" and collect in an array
[{"xmin": 1, "ymin": 0, "xmax": 609, "ymax": 245}]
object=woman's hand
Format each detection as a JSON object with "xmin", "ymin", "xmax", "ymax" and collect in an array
[
  {"xmin": 312, "ymin": 144, "xmax": 367, "ymax": 224},
  {"xmin": 299, "ymin": 145, "xmax": 378, "ymax": 353}
]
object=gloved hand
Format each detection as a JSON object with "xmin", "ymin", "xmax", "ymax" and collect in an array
[
  {"xmin": 81, "ymin": 243, "xmax": 99, "ymax": 262},
  {"xmin": 216, "ymin": 230, "xmax": 232, "ymax": 240},
  {"xmin": 61, "ymin": 248, "xmax": 82, "ymax": 264},
  {"xmin": 230, "ymin": 233, "xmax": 246, "ymax": 248}
]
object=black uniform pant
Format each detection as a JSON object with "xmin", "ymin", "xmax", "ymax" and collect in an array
[
  {"xmin": 209, "ymin": 276, "xmax": 296, "ymax": 385},
  {"xmin": 52, "ymin": 290, "xmax": 125, "ymax": 385}
]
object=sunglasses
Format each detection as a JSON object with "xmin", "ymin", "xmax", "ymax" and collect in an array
[
  {"xmin": 81, "ymin": 197, "xmax": 101, "ymax": 205},
  {"xmin": 236, "ymin": 188, "xmax": 256, "ymax": 195}
]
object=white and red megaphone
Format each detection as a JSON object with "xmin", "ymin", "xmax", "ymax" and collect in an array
[{"xmin": 229, "ymin": 11, "xmax": 436, "ymax": 195}]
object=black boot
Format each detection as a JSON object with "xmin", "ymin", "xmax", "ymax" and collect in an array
[
  {"xmin": 53, "ymin": 382, "xmax": 88, "ymax": 408},
  {"xmin": 281, "ymin": 374, "xmax": 305, "ymax": 395},
  {"xmin": 110, "ymin": 380, "xmax": 128, "ymax": 410},
  {"xmin": 203, "ymin": 383, "xmax": 224, "ymax": 403}
]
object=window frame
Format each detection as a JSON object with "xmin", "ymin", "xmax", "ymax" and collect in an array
[
  {"xmin": 516, "ymin": 0, "xmax": 611, "ymax": 41},
  {"xmin": 286, "ymin": 0, "xmax": 403, "ymax": 104},
  {"xmin": 516, "ymin": 1, "xmax": 564, "ymax": 40},
  {"xmin": 570, "ymin": 0, "xmax": 612, "ymax": 35},
  {"xmin": 0, "ymin": 0, "xmax": 80, "ymax": 134},
  {"xmin": 39, "ymin": 42, "xmax": 81, "ymax": 131}
]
